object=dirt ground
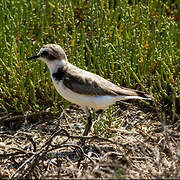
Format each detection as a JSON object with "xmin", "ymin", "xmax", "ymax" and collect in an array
[{"xmin": 0, "ymin": 102, "xmax": 179, "ymax": 179}]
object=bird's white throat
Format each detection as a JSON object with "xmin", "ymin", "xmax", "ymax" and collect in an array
[{"xmin": 46, "ymin": 59, "xmax": 67, "ymax": 74}]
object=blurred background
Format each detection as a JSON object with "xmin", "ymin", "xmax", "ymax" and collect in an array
[{"xmin": 0, "ymin": 0, "xmax": 179, "ymax": 121}]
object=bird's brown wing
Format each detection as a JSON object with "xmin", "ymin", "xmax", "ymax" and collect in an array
[
  {"xmin": 63, "ymin": 65, "xmax": 152, "ymax": 99},
  {"xmin": 62, "ymin": 66, "xmax": 118, "ymax": 96}
]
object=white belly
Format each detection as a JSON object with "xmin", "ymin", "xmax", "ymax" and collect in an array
[{"xmin": 52, "ymin": 80, "xmax": 117, "ymax": 110}]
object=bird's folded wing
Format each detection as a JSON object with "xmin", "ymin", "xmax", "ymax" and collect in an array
[
  {"xmin": 62, "ymin": 69, "xmax": 118, "ymax": 96},
  {"xmin": 62, "ymin": 66, "xmax": 152, "ymax": 99}
]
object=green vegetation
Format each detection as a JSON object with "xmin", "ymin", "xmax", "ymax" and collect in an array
[{"xmin": 0, "ymin": 0, "xmax": 179, "ymax": 120}]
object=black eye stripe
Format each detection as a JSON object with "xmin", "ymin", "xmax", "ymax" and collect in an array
[
  {"xmin": 41, "ymin": 50, "xmax": 49, "ymax": 56},
  {"xmin": 41, "ymin": 50, "xmax": 56, "ymax": 60}
]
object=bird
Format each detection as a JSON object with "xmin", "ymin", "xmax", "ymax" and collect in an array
[{"xmin": 28, "ymin": 44, "xmax": 152, "ymax": 138}]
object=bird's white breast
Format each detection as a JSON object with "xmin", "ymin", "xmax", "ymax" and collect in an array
[{"xmin": 52, "ymin": 79, "xmax": 117, "ymax": 110}]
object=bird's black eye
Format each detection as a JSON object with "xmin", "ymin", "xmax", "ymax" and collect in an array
[
  {"xmin": 41, "ymin": 50, "xmax": 55, "ymax": 60},
  {"xmin": 41, "ymin": 50, "xmax": 49, "ymax": 56}
]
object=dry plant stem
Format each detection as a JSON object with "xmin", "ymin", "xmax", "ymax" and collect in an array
[
  {"xmin": 0, "ymin": 129, "xmax": 117, "ymax": 160},
  {"xmin": 0, "ymin": 111, "xmax": 53, "ymax": 123},
  {"xmin": 0, "ymin": 118, "xmax": 178, "ymax": 178},
  {"xmin": 10, "ymin": 128, "xmax": 100, "ymax": 178},
  {"xmin": 1, "ymin": 104, "xmax": 179, "ymax": 179},
  {"xmin": 10, "ymin": 129, "xmax": 66, "ymax": 178}
]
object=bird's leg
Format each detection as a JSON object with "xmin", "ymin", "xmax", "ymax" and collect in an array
[
  {"xmin": 82, "ymin": 109, "xmax": 103, "ymax": 137},
  {"xmin": 83, "ymin": 107, "xmax": 92, "ymax": 136},
  {"xmin": 77, "ymin": 107, "xmax": 92, "ymax": 146}
]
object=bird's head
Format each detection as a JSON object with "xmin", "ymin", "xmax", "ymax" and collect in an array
[{"xmin": 28, "ymin": 44, "xmax": 68, "ymax": 69}]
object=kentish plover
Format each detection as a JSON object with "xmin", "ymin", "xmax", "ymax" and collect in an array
[{"xmin": 28, "ymin": 44, "xmax": 152, "ymax": 137}]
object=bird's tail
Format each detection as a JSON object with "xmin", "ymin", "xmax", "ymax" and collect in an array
[
  {"xmin": 117, "ymin": 95, "xmax": 152, "ymax": 101},
  {"xmin": 116, "ymin": 87, "xmax": 153, "ymax": 101}
]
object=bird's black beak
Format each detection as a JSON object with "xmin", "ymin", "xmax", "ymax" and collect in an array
[{"xmin": 27, "ymin": 55, "xmax": 40, "ymax": 60}]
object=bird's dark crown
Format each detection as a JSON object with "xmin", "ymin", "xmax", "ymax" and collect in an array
[{"xmin": 40, "ymin": 44, "xmax": 67, "ymax": 61}]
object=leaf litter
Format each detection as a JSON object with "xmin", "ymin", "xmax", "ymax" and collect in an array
[{"xmin": 0, "ymin": 102, "xmax": 179, "ymax": 179}]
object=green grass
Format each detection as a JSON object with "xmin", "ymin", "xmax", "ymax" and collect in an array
[{"xmin": 0, "ymin": 0, "xmax": 179, "ymax": 120}]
